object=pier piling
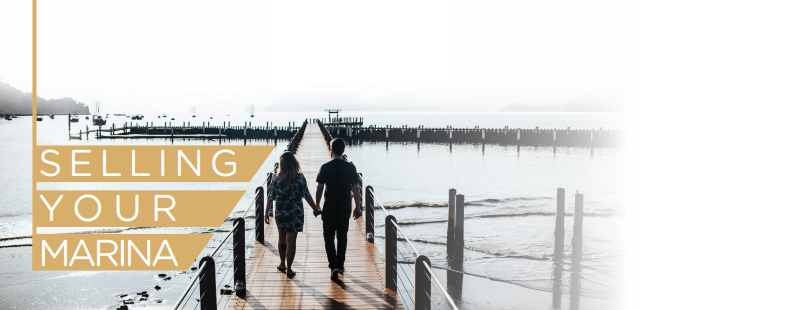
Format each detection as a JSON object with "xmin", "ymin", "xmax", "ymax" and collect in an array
[
  {"xmin": 554, "ymin": 188, "xmax": 565, "ymax": 259},
  {"xmin": 447, "ymin": 188, "xmax": 457, "ymax": 257},
  {"xmin": 572, "ymin": 192, "xmax": 584, "ymax": 264},
  {"xmin": 453, "ymin": 194, "xmax": 465, "ymax": 268}
]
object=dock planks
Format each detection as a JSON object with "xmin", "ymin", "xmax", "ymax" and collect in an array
[{"xmin": 228, "ymin": 124, "xmax": 400, "ymax": 310}]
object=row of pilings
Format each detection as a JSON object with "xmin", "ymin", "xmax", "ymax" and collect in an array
[
  {"xmin": 325, "ymin": 125, "xmax": 623, "ymax": 147},
  {"xmin": 111, "ymin": 122, "xmax": 300, "ymax": 139}
]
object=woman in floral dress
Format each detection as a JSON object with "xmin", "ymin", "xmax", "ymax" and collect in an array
[{"xmin": 265, "ymin": 151, "xmax": 320, "ymax": 278}]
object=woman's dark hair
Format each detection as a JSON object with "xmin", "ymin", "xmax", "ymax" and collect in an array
[
  {"xmin": 277, "ymin": 151, "xmax": 302, "ymax": 185},
  {"xmin": 330, "ymin": 138, "xmax": 346, "ymax": 155}
]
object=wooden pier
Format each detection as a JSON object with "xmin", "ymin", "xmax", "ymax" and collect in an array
[
  {"xmin": 88, "ymin": 122, "xmax": 301, "ymax": 140},
  {"xmin": 228, "ymin": 124, "xmax": 400, "ymax": 310}
]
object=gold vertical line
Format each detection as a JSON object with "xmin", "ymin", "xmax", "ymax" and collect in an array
[
  {"xmin": 32, "ymin": 0, "xmax": 37, "ymax": 241},
  {"xmin": 32, "ymin": 0, "xmax": 37, "ymax": 146}
]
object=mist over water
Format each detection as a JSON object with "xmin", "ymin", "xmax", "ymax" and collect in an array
[{"xmin": 0, "ymin": 112, "xmax": 623, "ymax": 309}]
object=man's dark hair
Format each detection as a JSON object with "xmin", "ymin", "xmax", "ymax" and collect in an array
[{"xmin": 330, "ymin": 138, "xmax": 346, "ymax": 156}]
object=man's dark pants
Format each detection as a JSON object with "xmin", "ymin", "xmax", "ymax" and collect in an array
[{"xmin": 322, "ymin": 215, "xmax": 350, "ymax": 270}]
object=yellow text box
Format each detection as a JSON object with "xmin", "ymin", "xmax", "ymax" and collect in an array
[
  {"xmin": 33, "ymin": 234, "xmax": 213, "ymax": 271},
  {"xmin": 34, "ymin": 190, "xmax": 247, "ymax": 227},
  {"xmin": 34, "ymin": 145, "xmax": 274, "ymax": 182}
]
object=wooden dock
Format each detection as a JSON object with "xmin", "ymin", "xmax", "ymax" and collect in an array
[{"xmin": 228, "ymin": 124, "xmax": 400, "ymax": 310}]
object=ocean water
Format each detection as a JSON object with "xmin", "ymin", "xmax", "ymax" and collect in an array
[{"xmin": 0, "ymin": 112, "xmax": 624, "ymax": 309}]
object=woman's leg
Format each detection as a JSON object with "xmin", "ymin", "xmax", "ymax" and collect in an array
[
  {"xmin": 278, "ymin": 230, "xmax": 287, "ymax": 270},
  {"xmin": 286, "ymin": 231, "xmax": 298, "ymax": 275}
]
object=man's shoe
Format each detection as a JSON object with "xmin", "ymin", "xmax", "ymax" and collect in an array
[{"xmin": 331, "ymin": 269, "xmax": 339, "ymax": 280}]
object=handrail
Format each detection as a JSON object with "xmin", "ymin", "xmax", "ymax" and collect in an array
[
  {"xmin": 357, "ymin": 174, "xmax": 390, "ymax": 216},
  {"xmin": 392, "ymin": 222, "xmax": 420, "ymax": 256},
  {"xmin": 211, "ymin": 225, "xmax": 238, "ymax": 256},
  {"xmin": 173, "ymin": 160, "xmax": 273, "ymax": 310},
  {"xmin": 423, "ymin": 260, "xmax": 460, "ymax": 310},
  {"xmin": 172, "ymin": 260, "xmax": 207, "ymax": 310},
  {"xmin": 349, "ymin": 154, "xmax": 459, "ymax": 310},
  {"xmin": 242, "ymin": 194, "xmax": 260, "ymax": 219}
]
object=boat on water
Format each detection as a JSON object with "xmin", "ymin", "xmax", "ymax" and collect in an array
[
  {"xmin": 163, "ymin": 114, "xmax": 167, "ymax": 117},
  {"xmin": 114, "ymin": 113, "xmax": 126, "ymax": 116},
  {"xmin": 130, "ymin": 114, "xmax": 144, "ymax": 120},
  {"xmin": 170, "ymin": 117, "xmax": 175, "ymax": 120},
  {"xmin": 37, "ymin": 116, "xmax": 43, "ymax": 121},
  {"xmin": 70, "ymin": 115, "xmax": 80, "ymax": 122},
  {"xmin": 4, "ymin": 116, "xmax": 11, "ymax": 121},
  {"xmin": 93, "ymin": 115, "xmax": 106, "ymax": 125},
  {"xmin": 210, "ymin": 117, "xmax": 213, "ymax": 119},
  {"xmin": 49, "ymin": 114, "xmax": 55, "ymax": 119},
  {"xmin": 85, "ymin": 116, "xmax": 89, "ymax": 120},
  {"xmin": 92, "ymin": 102, "xmax": 106, "ymax": 125}
]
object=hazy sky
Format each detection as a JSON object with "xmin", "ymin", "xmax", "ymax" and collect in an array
[{"xmin": 1, "ymin": 0, "xmax": 632, "ymax": 113}]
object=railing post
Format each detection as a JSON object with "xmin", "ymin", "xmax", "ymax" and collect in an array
[
  {"xmin": 415, "ymin": 255, "xmax": 432, "ymax": 310},
  {"xmin": 446, "ymin": 189, "xmax": 456, "ymax": 257},
  {"xmin": 233, "ymin": 218, "xmax": 246, "ymax": 296},
  {"xmin": 199, "ymin": 256, "xmax": 217, "ymax": 310},
  {"xmin": 365, "ymin": 186, "xmax": 375, "ymax": 242},
  {"xmin": 572, "ymin": 192, "xmax": 584, "ymax": 264},
  {"xmin": 255, "ymin": 187, "xmax": 265, "ymax": 244},
  {"xmin": 453, "ymin": 194, "xmax": 464, "ymax": 267},
  {"xmin": 385, "ymin": 215, "xmax": 398, "ymax": 292},
  {"xmin": 554, "ymin": 188, "xmax": 565, "ymax": 259},
  {"xmin": 358, "ymin": 173, "xmax": 363, "ymax": 205}
]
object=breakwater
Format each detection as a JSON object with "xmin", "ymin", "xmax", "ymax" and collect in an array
[
  {"xmin": 90, "ymin": 119, "xmax": 622, "ymax": 148},
  {"xmin": 322, "ymin": 123, "xmax": 622, "ymax": 147},
  {"xmin": 93, "ymin": 121, "xmax": 301, "ymax": 140}
]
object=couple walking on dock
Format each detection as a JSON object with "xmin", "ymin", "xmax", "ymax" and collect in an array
[{"xmin": 264, "ymin": 138, "xmax": 363, "ymax": 280}]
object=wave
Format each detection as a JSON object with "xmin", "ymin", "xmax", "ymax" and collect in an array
[
  {"xmin": 380, "ymin": 197, "xmax": 553, "ymax": 209},
  {"xmin": 395, "ymin": 261, "xmax": 617, "ymax": 299},
  {"xmin": 381, "ymin": 201, "xmax": 447, "ymax": 209},
  {"xmin": 465, "ymin": 196, "xmax": 553, "ymax": 206},
  {"xmin": 0, "ymin": 244, "xmax": 32, "ymax": 248},
  {"xmin": 396, "ymin": 210, "xmax": 614, "ymax": 226},
  {"xmin": 0, "ymin": 235, "xmax": 32, "ymax": 242}
]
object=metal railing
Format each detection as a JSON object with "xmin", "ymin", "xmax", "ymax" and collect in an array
[
  {"xmin": 285, "ymin": 119, "xmax": 307, "ymax": 153},
  {"xmin": 315, "ymin": 120, "xmax": 460, "ymax": 310},
  {"xmin": 173, "ymin": 171, "xmax": 273, "ymax": 310}
]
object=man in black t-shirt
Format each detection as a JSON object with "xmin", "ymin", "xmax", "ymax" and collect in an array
[{"xmin": 315, "ymin": 138, "xmax": 362, "ymax": 280}]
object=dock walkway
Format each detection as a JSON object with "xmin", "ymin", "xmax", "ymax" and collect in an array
[{"xmin": 228, "ymin": 125, "xmax": 400, "ymax": 309}]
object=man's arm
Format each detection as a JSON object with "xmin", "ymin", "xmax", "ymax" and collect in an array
[
  {"xmin": 352, "ymin": 183, "xmax": 362, "ymax": 219},
  {"xmin": 316, "ymin": 183, "xmax": 325, "ymax": 209}
]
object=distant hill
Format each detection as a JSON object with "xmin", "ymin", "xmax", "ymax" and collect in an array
[{"xmin": 0, "ymin": 79, "xmax": 90, "ymax": 115}]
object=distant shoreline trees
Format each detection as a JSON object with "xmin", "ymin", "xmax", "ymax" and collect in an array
[{"xmin": 0, "ymin": 79, "xmax": 90, "ymax": 115}]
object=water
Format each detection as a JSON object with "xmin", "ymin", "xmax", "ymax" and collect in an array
[{"xmin": 0, "ymin": 112, "xmax": 624, "ymax": 309}]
